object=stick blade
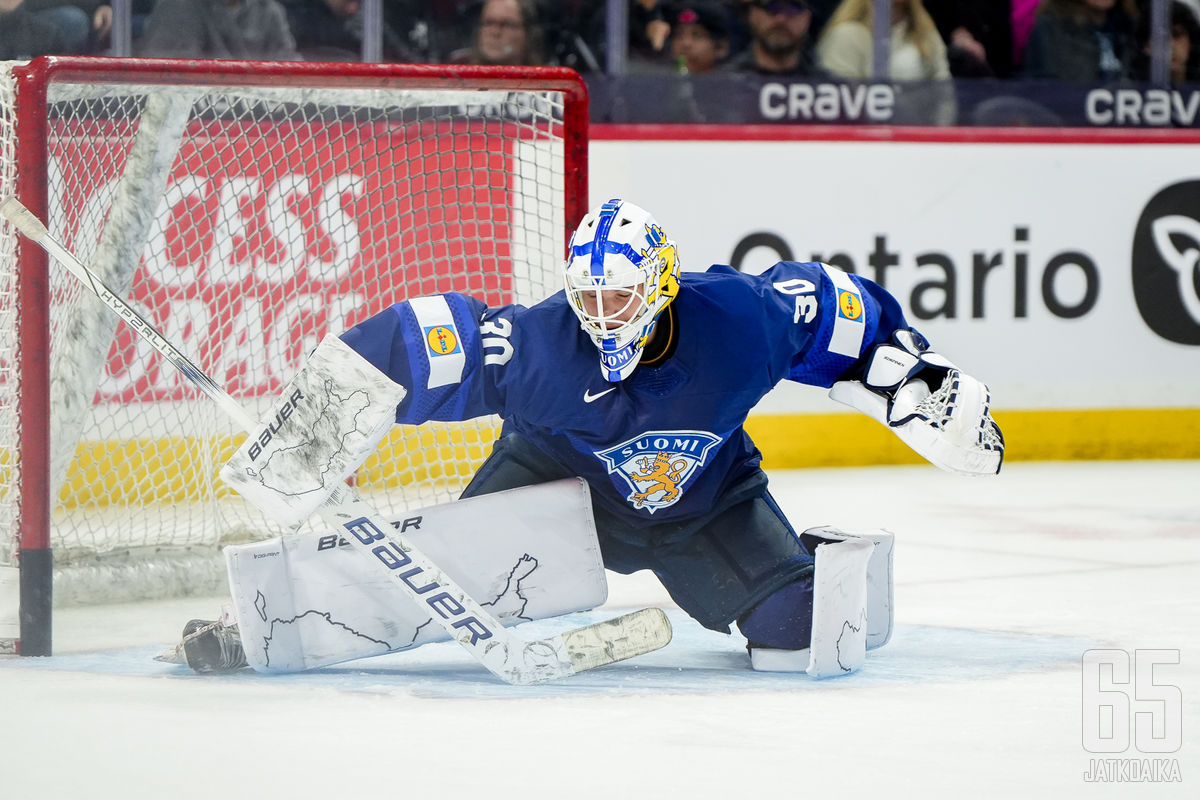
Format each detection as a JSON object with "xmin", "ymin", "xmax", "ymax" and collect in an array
[{"xmin": 561, "ymin": 607, "xmax": 672, "ymax": 675}]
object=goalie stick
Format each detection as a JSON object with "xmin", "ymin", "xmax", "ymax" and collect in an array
[{"xmin": 1, "ymin": 196, "xmax": 672, "ymax": 684}]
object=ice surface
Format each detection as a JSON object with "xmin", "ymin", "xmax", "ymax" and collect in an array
[{"xmin": 1, "ymin": 461, "xmax": 1197, "ymax": 798}]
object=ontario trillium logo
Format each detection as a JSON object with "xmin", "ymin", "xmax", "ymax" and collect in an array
[
  {"xmin": 1151, "ymin": 216, "xmax": 1200, "ymax": 325},
  {"xmin": 1133, "ymin": 181, "xmax": 1200, "ymax": 345},
  {"xmin": 595, "ymin": 430, "xmax": 723, "ymax": 513}
]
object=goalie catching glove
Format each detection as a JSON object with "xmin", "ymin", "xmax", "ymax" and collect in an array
[
  {"xmin": 829, "ymin": 329, "xmax": 1004, "ymax": 476},
  {"xmin": 220, "ymin": 334, "xmax": 407, "ymax": 527}
]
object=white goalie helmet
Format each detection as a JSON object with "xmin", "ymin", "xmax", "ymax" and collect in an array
[{"xmin": 564, "ymin": 198, "xmax": 680, "ymax": 381}]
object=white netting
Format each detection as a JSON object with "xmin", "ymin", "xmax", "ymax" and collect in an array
[
  {"xmin": 0, "ymin": 65, "xmax": 18, "ymax": 571},
  {"xmin": 1, "ymin": 64, "xmax": 22, "ymax": 648},
  {"xmin": 2, "ymin": 64, "xmax": 572, "ymax": 607}
]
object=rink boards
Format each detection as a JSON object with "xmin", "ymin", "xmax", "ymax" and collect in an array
[{"xmin": 592, "ymin": 125, "xmax": 1200, "ymax": 463}]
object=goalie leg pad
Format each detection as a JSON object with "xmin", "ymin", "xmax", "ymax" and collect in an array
[
  {"xmin": 748, "ymin": 536, "xmax": 873, "ymax": 677},
  {"xmin": 747, "ymin": 528, "xmax": 893, "ymax": 676},
  {"xmin": 219, "ymin": 334, "xmax": 407, "ymax": 528},
  {"xmin": 807, "ymin": 535, "xmax": 873, "ymax": 677},
  {"xmin": 801, "ymin": 526, "xmax": 894, "ymax": 649},
  {"xmin": 224, "ymin": 478, "xmax": 607, "ymax": 673}
]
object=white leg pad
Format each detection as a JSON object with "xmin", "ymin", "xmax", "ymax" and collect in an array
[
  {"xmin": 224, "ymin": 478, "xmax": 607, "ymax": 673},
  {"xmin": 748, "ymin": 528, "xmax": 894, "ymax": 676},
  {"xmin": 748, "ymin": 537, "xmax": 872, "ymax": 676},
  {"xmin": 805, "ymin": 536, "xmax": 873, "ymax": 677},
  {"xmin": 805, "ymin": 526, "xmax": 894, "ymax": 649}
]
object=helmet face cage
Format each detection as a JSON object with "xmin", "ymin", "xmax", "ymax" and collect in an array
[
  {"xmin": 564, "ymin": 199, "xmax": 679, "ymax": 381},
  {"xmin": 568, "ymin": 284, "xmax": 646, "ymax": 341}
]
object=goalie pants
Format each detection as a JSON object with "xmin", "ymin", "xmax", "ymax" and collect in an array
[{"xmin": 461, "ymin": 434, "xmax": 815, "ymax": 634}]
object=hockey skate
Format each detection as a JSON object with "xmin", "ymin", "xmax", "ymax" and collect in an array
[{"xmin": 155, "ymin": 618, "xmax": 248, "ymax": 673}]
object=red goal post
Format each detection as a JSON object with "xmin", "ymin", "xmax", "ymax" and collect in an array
[{"xmin": 0, "ymin": 57, "xmax": 588, "ymax": 656}]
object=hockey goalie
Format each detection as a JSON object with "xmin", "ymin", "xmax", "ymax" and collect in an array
[{"xmin": 175, "ymin": 197, "xmax": 1003, "ymax": 679}]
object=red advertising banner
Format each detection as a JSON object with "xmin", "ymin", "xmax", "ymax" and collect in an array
[{"xmin": 48, "ymin": 119, "xmax": 517, "ymax": 403}]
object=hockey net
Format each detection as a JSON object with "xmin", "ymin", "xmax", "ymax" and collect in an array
[{"xmin": 0, "ymin": 57, "xmax": 587, "ymax": 653}]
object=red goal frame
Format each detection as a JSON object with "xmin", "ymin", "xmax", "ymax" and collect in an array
[{"xmin": 4, "ymin": 56, "xmax": 589, "ymax": 656}]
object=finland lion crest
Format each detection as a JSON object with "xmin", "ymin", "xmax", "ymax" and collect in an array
[{"xmin": 595, "ymin": 431, "xmax": 723, "ymax": 514}]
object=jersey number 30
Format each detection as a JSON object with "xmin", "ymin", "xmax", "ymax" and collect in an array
[
  {"xmin": 481, "ymin": 318, "xmax": 514, "ymax": 366},
  {"xmin": 773, "ymin": 278, "xmax": 817, "ymax": 324}
]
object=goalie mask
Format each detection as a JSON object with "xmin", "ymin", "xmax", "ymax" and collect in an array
[{"xmin": 564, "ymin": 199, "xmax": 680, "ymax": 381}]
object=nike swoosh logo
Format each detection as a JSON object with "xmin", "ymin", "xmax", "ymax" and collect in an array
[{"xmin": 583, "ymin": 387, "xmax": 616, "ymax": 403}]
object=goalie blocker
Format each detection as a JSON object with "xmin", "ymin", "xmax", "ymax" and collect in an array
[{"xmin": 220, "ymin": 334, "xmax": 407, "ymax": 529}]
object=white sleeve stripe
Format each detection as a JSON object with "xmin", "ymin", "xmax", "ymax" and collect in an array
[
  {"xmin": 409, "ymin": 295, "xmax": 466, "ymax": 389},
  {"xmin": 822, "ymin": 263, "xmax": 866, "ymax": 358}
]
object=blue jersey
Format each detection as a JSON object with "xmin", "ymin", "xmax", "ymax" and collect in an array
[{"xmin": 342, "ymin": 262, "xmax": 907, "ymax": 524}]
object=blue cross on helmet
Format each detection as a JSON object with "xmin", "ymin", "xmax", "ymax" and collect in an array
[{"xmin": 564, "ymin": 199, "xmax": 681, "ymax": 381}]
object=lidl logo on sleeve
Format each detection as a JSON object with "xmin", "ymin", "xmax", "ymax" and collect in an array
[
  {"xmin": 424, "ymin": 325, "xmax": 461, "ymax": 356},
  {"xmin": 838, "ymin": 289, "xmax": 863, "ymax": 321},
  {"xmin": 409, "ymin": 295, "xmax": 466, "ymax": 389}
]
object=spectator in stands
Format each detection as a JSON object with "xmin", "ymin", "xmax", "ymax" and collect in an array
[
  {"xmin": 632, "ymin": 0, "xmax": 673, "ymax": 58},
  {"xmin": 803, "ymin": 0, "xmax": 840, "ymax": 39},
  {"xmin": 599, "ymin": 0, "xmax": 733, "ymax": 63},
  {"xmin": 538, "ymin": 0, "xmax": 604, "ymax": 71},
  {"xmin": 670, "ymin": 2, "xmax": 734, "ymax": 73},
  {"xmin": 139, "ymin": 0, "xmax": 300, "ymax": 59},
  {"xmin": 818, "ymin": 0, "xmax": 955, "ymax": 123},
  {"xmin": 24, "ymin": 1, "xmax": 96, "ymax": 53},
  {"xmin": 1010, "ymin": 0, "xmax": 1040, "ymax": 72},
  {"xmin": 281, "ymin": 0, "xmax": 418, "ymax": 61},
  {"xmin": 26, "ymin": 1, "xmax": 156, "ymax": 54},
  {"xmin": 611, "ymin": 3, "xmax": 739, "ymax": 122},
  {"xmin": 1023, "ymin": 0, "xmax": 1139, "ymax": 81},
  {"xmin": 528, "ymin": 1, "xmax": 735, "ymax": 74},
  {"xmin": 729, "ymin": 0, "xmax": 825, "ymax": 75},
  {"xmin": 1133, "ymin": 0, "xmax": 1200, "ymax": 83},
  {"xmin": 924, "ymin": 0, "xmax": 1015, "ymax": 78},
  {"xmin": 817, "ymin": 0, "xmax": 952, "ymax": 80},
  {"xmin": 452, "ymin": 0, "xmax": 544, "ymax": 66},
  {"xmin": 0, "ymin": 0, "xmax": 66, "ymax": 57}
]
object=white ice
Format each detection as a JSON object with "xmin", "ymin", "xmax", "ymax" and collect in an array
[{"xmin": 2, "ymin": 461, "xmax": 1197, "ymax": 798}]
